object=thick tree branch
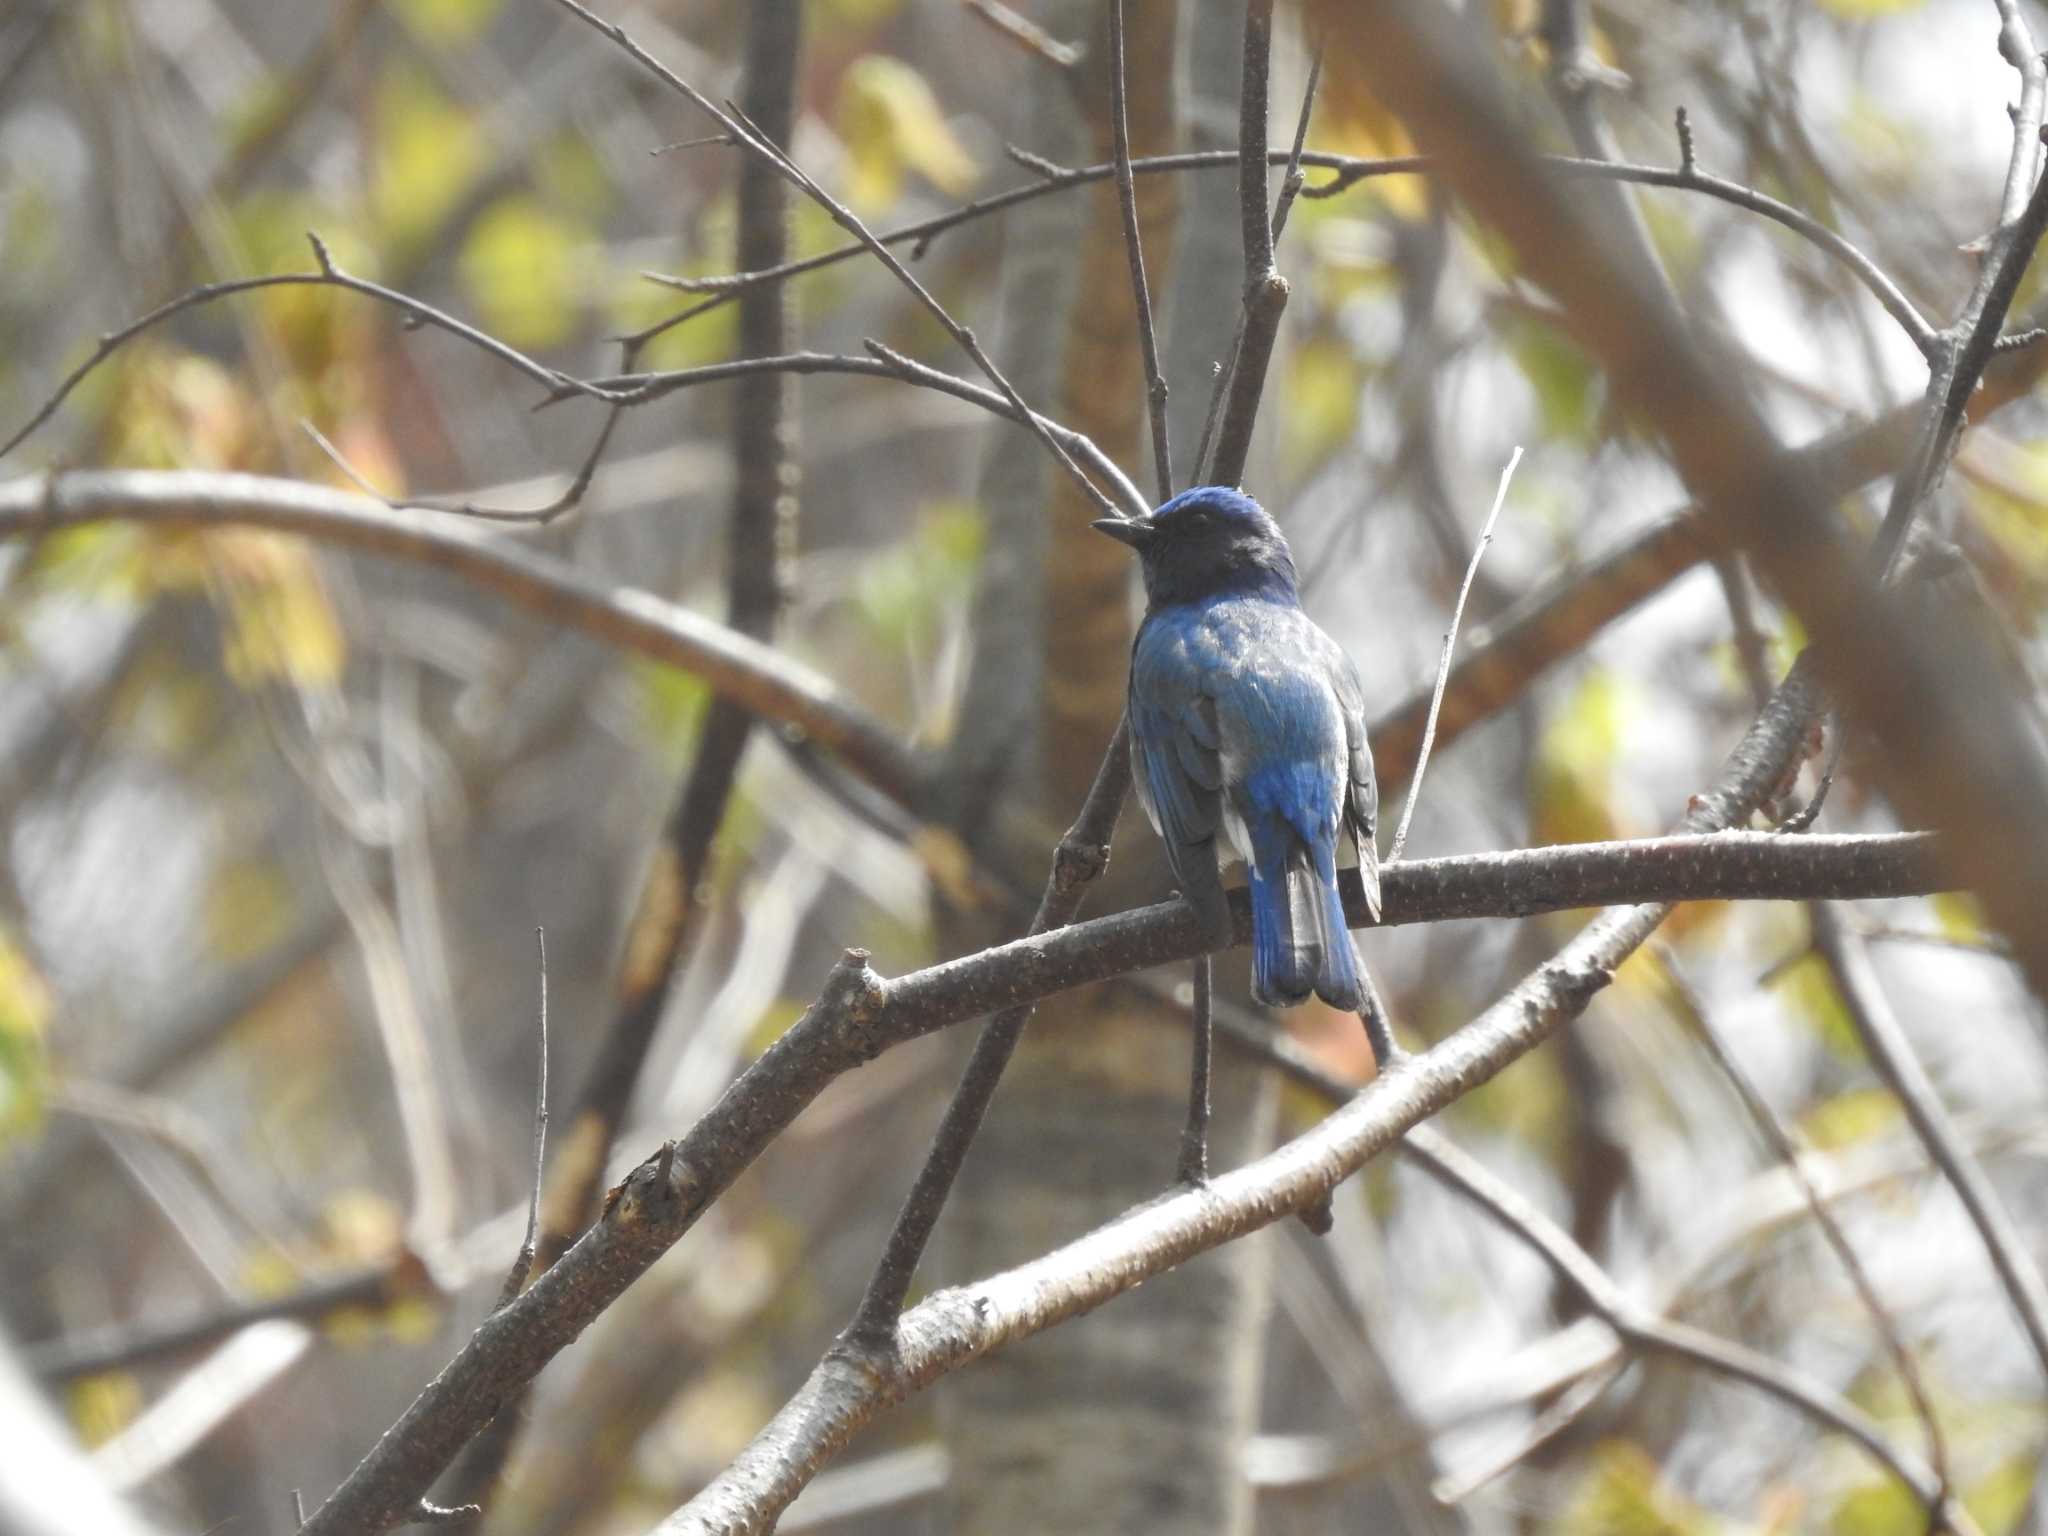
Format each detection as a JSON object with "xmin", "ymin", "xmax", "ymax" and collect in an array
[
  {"xmin": 651, "ymin": 660, "xmax": 1830, "ymax": 1534},
  {"xmin": 293, "ymin": 812, "xmax": 1939, "ymax": 1532},
  {"xmin": 1869, "ymin": 0, "xmax": 2048, "ymax": 574}
]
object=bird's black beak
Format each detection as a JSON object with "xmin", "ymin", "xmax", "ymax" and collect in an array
[{"xmin": 1092, "ymin": 517, "xmax": 1153, "ymax": 549}]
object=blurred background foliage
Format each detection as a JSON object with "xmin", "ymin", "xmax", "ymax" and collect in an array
[{"xmin": 2, "ymin": 0, "xmax": 2047, "ymax": 1532}]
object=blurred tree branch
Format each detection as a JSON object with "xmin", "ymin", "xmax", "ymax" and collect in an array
[
  {"xmin": 1353, "ymin": 0, "xmax": 2048, "ymax": 1011},
  {"xmin": 0, "ymin": 471, "xmax": 925, "ymax": 809}
]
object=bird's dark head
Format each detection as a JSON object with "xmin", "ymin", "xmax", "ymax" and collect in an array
[{"xmin": 1092, "ymin": 486, "xmax": 1299, "ymax": 607}]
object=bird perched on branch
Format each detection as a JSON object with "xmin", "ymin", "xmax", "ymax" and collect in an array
[{"xmin": 1095, "ymin": 486, "xmax": 1381, "ymax": 1010}]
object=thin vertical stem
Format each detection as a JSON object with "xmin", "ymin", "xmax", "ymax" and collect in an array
[
  {"xmin": 1176, "ymin": 954, "xmax": 1215, "ymax": 1184},
  {"xmin": 1109, "ymin": 0, "xmax": 1173, "ymax": 503}
]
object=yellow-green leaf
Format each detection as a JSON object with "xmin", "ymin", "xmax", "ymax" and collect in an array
[
  {"xmin": 1283, "ymin": 335, "xmax": 1363, "ymax": 467},
  {"xmin": 1831, "ymin": 1477, "xmax": 1921, "ymax": 1536},
  {"xmin": 1800, "ymin": 1087, "xmax": 1900, "ymax": 1150},
  {"xmin": 0, "ymin": 927, "xmax": 51, "ymax": 1138},
  {"xmin": 1509, "ymin": 315, "xmax": 1601, "ymax": 444},
  {"xmin": 67, "ymin": 1373, "xmax": 142, "ymax": 1449},
  {"xmin": 1533, "ymin": 669, "xmax": 1633, "ymax": 845},
  {"xmin": 457, "ymin": 195, "xmax": 586, "ymax": 351},
  {"xmin": 637, "ymin": 659, "xmax": 711, "ymax": 768},
  {"xmin": 1771, "ymin": 949, "xmax": 1862, "ymax": 1063},
  {"xmin": 212, "ymin": 531, "xmax": 349, "ymax": 688},
  {"xmin": 1966, "ymin": 1453, "xmax": 2037, "ymax": 1533},
  {"xmin": 1567, "ymin": 1439, "xmax": 1722, "ymax": 1536},
  {"xmin": 819, "ymin": 0, "xmax": 905, "ymax": 26},
  {"xmin": 375, "ymin": 66, "xmax": 484, "ymax": 255},
  {"xmin": 391, "ymin": 0, "xmax": 505, "ymax": 45},
  {"xmin": 207, "ymin": 859, "xmax": 293, "ymax": 963},
  {"xmin": 838, "ymin": 54, "xmax": 977, "ymax": 211}
]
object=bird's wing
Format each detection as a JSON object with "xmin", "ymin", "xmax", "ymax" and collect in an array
[
  {"xmin": 1129, "ymin": 615, "xmax": 1230, "ymax": 941},
  {"xmin": 1322, "ymin": 634, "xmax": 1383, "ymax": 921}
]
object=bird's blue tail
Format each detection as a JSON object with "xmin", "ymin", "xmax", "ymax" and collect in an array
[{"xmin": 1249, "ymin": 844, "xmax": 1363, "ymax": 1011}]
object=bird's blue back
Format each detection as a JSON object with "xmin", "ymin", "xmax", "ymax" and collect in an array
[{"xmin": 1113, "ymin": 488, "xmax": 1380, "ymax": 1010}]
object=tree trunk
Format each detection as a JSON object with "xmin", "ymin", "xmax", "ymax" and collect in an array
[{"xmin": 939, "ymin": 6, "xmax": 1271, "ymax": 1532}]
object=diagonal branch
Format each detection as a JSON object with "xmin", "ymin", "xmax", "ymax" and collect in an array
[
  {"xmin": 1810, "ymin": 906, "xmax": 2048, "ymax": 1380},
  {"xmin": 1871, "ymin": 2, "xmax": 2046, "ymax": 572},
  {"xmin": 579, "ymin": 346, "xmax": 1146, "ymax": 517},
  {"xmin": 639, "ymin": 146, "xmax": 1936, "ymax": 364},
  {"xmin": 1402, "ymin": 1128, "xmax": 1972, "ymax": 1533},
  {"xmin": 0, "ymin": 233, "xmax": 618, "ymax": 462},
  {"xmin": 1109, "ymin": 0, "xmax": 1173, "ymax": 502},
  {"xmin": 1355, "ymin": 0, "xmax": 2048, "ymax": 1017},
  {"xmin": 546, "ymin": 0, "xmax": 1123, "ymax": 521},
  {"xmin": 0, "ymin": 471, "xmax": 926, "ymax": 809},
  {"xmin": 293, "ymin": 772, "xmax": 1941, "ymax": 1524},
  {"xmin": 1655, "ymin": 944, "xmax": 1953, "ymax": 1500},
  {"xmin": 649, "ymin": 657, "xmax": 1831, "ymax": 1535}
]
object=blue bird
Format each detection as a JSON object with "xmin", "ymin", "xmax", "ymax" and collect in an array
[{"xmin": 1095, "ymin": 486, "xmax": 1381, "ymax": 1010}]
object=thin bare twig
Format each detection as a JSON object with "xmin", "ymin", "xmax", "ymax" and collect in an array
[
  {"xmin": 1430, "ymin": 1357, "xmax": 1626, "ymax": 1503},
  {"xmin": 303, "ymin": 417, "xmax": 620, "ymax": 526},
  {"xmin": 1, "ymin": 471, "xmax": 927, "ymax": 808},
  {"xmin": 1403, "ymin": 1128, "xmax": 1973, "ymax": 1534},
  {"xmin": 629, "ymin": 146, "xmax": 1925, "ymax": 366},
  {"xmin": 8, "ymin": 138, "xmax": 1933, "ymax": 473},
  {"xmin": 1810, "ymin": 907, "xmax": 2048, "ymax": 1381},
  {"xmin": 545, "ymin": 0, "xmax": 1122, "ymax": 521},
  {"xmin": 650, "ymin": 661, "xmax": 1834, "ymax": 1536},
  {"xmin": 1870, "ymin": 2, "xmax": 2048, "ymax": 574},
  {"xmin": 1109, "ymin": 0, "xmax": 1173, "ymax": 503},
  {"xmin": 1654, "ymin": 945, "xmax": 1952, "ymax": 1500},
  {"xmin": 1269, "ymin": 45, "xmax": 1325, "ymax": 246},
  {"xmin": 1388, "ymin": 445, "xmax": 1521, "ymax": 862},
  {"xmin": 1176, "ymin": 953, "xmax": 1214, "ymax": 1186},
  {"xmin": 23, "ymin": 1260, "xmax": 433, "ymax": 1384},
  {"xmin": 964, "ymin": 0, "xmax": 1082, "ymax": 69},
  {"xmin": 843, "ymin": 723, "xmax": 1133, "ymax": 1347},
  {"xmin": 494, "ymin": 929, "xmax": 551, "ymax": 1312},
  {"xmin": 0, "ymin": 234, "xmax": 615, "ymax": 462},
  {"xmin": 564, "ymin": 345, "xmax": 1145, "ymax": 518}
]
